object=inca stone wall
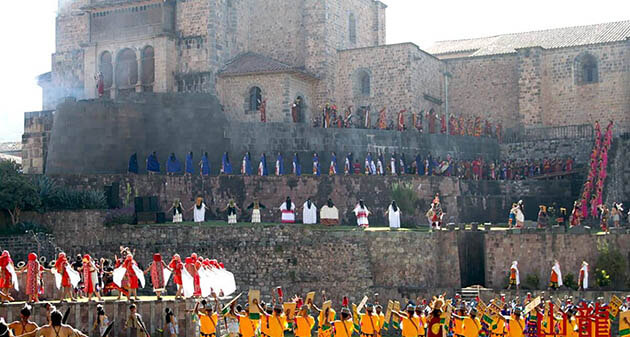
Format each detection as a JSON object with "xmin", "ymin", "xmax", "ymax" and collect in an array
[
  {"xmin": 43, "ymin": 94, "xmax": 500, "ymax": 176},
  {"xmin": 499, "ymin": 137, "xmax": 593, "ymax": 164},
  {"xmin": 42, "ymin": 173, "xmax": 575, "ymax": 225},
  {"xmin": 21, "ymin": 111, "xmax": 54, "ymax": 174}
]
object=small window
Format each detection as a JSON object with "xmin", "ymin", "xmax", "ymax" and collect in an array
[
  {"xmin": 359, "ymin": 71, "xmax": 370, "ymax": 96},
  {"xmin": 349, "ymin": 13, "xmax": 356, "ymax": 44},
  {"xmin": 249, "ymin": 87, "xmax": 262, "ymax": 111},
  {"xmin": 576, "ymin": 53, "xmax": 598, "ymax": 84}
]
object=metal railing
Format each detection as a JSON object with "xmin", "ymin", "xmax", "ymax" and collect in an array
[{"xmin": 502, "ymin": 124, "xmax": 593, "ymax": 143}]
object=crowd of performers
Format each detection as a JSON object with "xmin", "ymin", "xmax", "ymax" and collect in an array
[
  {"xmin": 573, "ymin": 121, "xmax": 614, "ymax": 225},
  {"xmin": 167, "ymin": 193, "xmax": 448, "ymax": 230},
  {"xmin": 508, "ymin": 260, "xmax": 595, "ymax": 292},
  {"xmin": 0, "ymin": 247, "xmax": 236, "ymax": 306},
  {"xmin": 132, "ymin": 150, "xmax": 574, "ymax": 181}
]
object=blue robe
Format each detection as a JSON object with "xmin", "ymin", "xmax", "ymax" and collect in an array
[
  {"xmin": 275, "ymin": 154, "xmax": 284, "ymax": 175},
  {"xmin": 147, "ymin": 154, "xmax": 160, "ymax": 173},
  {"xmin": 259, "ymin": 154, "xmax": 268, "ymax": 176},
  {"xmin": 185, "ymin": 153, "xmax": 194, "ymax": 174},
  {"xmin": 167, "ymin": 155, "xmax": 182, "ymax": 174},
  {"xmin": 243, "ymin": 154, "xmax": 253, "ymax": 175},
  {"xmin": 365, "ymin": 154, "xmax": 373, "ymax": 175},
  {"xmin": 378, "ymin": 155, "xmax": 385, "ymax": 175},
  {"xmin": 128, "ymin": 153, "xmax": 138, "ymax": 174},
  {"xmin": 416, "ymin": 155, "xmax": 423, "ymax": 175},
  {"xmin": 201, "ymin": 154, "xmax": 210, "ymax": 175},
  {"xmin": 222, "ymin": 153, "xmax": 232, "ymax": 174},
  {"xmin": 313, "ymin": 155, "xmax": 321, "ymax": 176},
  {"xmin": 330, "ymin": 154, "xmax": 338, "ymax": 175},
  {"xmin": 293, "ymin": 155, "xmax": 301, "ymax": 176}
]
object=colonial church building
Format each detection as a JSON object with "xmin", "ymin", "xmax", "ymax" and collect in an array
[{"xmin": 40, "ymin": 0, "xmax": 630, "ymax": 129}]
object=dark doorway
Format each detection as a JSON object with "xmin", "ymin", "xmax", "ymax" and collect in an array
[{"xmin": 457, "ymin": 231, "xmax": 486, "ymax": 287}]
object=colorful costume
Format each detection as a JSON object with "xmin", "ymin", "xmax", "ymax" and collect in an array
[
  {"xmin": 280, "ymin": 200, "xmax": 297, "ymax": 223},
  {"xmin": 25, "ymin": 253, "xmax": 42, "ymax": 297},
  {"xmin": 353, "ymin": 202, "xmax": 370, "ymax": 227}
]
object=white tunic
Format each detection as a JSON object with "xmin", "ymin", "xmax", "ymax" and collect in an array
[
  {"xmin": 390, "ymin": 158, "xmax": 396, "ymax": 175},
  {"xmin": 280, "ymin": 202, "xmax": 296, "ymax": 223},
  {"xmin": 353, "ymin": 205, "xmax": 370, "ymax": 226},
  {"xmin": 579, "ymin": 264, "xmax": 588, "ymax": 289},
  {"xmin": 388, "ymin": 205, "xmax": 401, "ymax": 228},
  {"xmin": 193, "ymin": 203, "xmax": 206, "ymax": 223},
  {"xmin": 303, "ymin": 202, "xmax": 317, "ymax": 224}
]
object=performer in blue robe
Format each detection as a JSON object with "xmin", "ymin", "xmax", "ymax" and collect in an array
[
  {"xmin": 221, "ymin": 152, "xmax": 232, "ymax": 174},
  {"xmin": 185, "ymin": 151, "xmax": 194, "ymax": 175},
  {"xmin": 258, "ymin": 153, "xmax": 268, "ymax": 176},
  {"xmin": 146, "ymin": 151, "xmax": 160, "ymax": 174},
  {"xmin": 378, "ymin": 153, "xmax": 385, "ymax": 175},
  {"xmin": 166, "ymin": 153, "xmax": 182, "ymax": 175},
  {"xmin": 427, "ymin": 154, "xmax": 434, "ymax": 176},
  {"xmin": 344, "ymin": 153, "xmax": 353, "ymax": 175},
  {"xmin": 242, "ymin": 152, "xmax": 253, "ymax": 175},
  {"xmin": 200, "ymin": 152, "xmax": 210, "ymax": 176},
  {"xmin": 415, "ymin": 154, "xmax": 423, "ymax": 175},
  {"xmin": 329, "ymin": 152, "xmax": 338, "ymax": 175},
  {"xmin": 128, "ymin": 153, "xmax": 138, "ymax": 174},
  {"xmin": 292, "ymin": 153, "xmax": 302, "ymax": 176},
  {"xmin": 312, "ymin": 153, "xmax": 321, "ymax": 176},
  {"xmin": 275, "ymin": 152, "xmax": 284, "ymax": 176},
  {"xmin": 399, "ymin": 153, "xmax": 406, "ymax": 175}
]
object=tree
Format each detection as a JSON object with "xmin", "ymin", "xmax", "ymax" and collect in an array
[{"xmin": 0, "ymin": 161, "xmax": 40, "ymax": 225}]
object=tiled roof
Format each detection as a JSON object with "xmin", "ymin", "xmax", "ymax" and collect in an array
[
  {"xmin": 218, "ymin": 52, "xmax": 317, "ymax": 78},
  {"xmin": 428, "ymin": 20, "xmax": 630, "ymax": 57}
]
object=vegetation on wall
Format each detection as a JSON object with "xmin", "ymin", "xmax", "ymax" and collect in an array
[
  {"xmin": 36, "ymin": 176, "xmax": 107, "ymax": 211},
  {"xmin": 595, "ymin": 239, "xmax": 627, "ymax": 289},
  {"xmin": 0, "ymin": 161, "xmax": 40, "ymax": 225}
]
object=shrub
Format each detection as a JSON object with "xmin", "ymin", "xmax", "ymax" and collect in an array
[
  {"xmin": 595, "ymin": 239, "xmax": 627, "ymax": 288},
  {"xmin": 391, "ymin": 182, "xmax": 418, "ymax": 214},
  {"xmin": 524, "ymin": 273, "xmax": 540, "ymax": 290},
  {"xmin": 104, "ymin": 207, "xmax": 135, "ymax": 226},
  {"xmin": 0, "ymin": 161, "xmax": 40, "ymax": 225},
  {"xmin": 563, "ymin": 273, "xmax": 577, "ymax": 290},
  {"xmin": 36, "ymin": 176, "xmax": 107, "ymax": 211},
  {"xmin": 0, "ymin": 221, "xmax": 50, "ymax": 236}
]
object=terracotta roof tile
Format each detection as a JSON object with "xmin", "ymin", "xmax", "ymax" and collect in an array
[
  {"xmin": 429, "ymin": 20, "xmax": 630, "ymax": 57},
  {"xmin": 218, "ymin": 52, "xmax": 317, "ymax": 78}
]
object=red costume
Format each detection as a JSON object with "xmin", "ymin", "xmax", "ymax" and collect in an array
[
  {"xmin": 440, "ymin": 114, "xmax": 447, "ymax": 134},
  {"xmin": 82, "ymin": 254, "xmax": 96, "ymax": 294},
  {"xmin": 150, "ymin": 253, "xmax": 166, "ymax": 290},
  {"xmin": 397, "ymin": 110, "xmax": 406, "ymax": 131},
  {"xmin": 168, "ymin": 254, "xmax": 183, "ymax": 286},
  {"xmin": 0, "ymin": 251, "xmax": 13, "ymax": 289},
  {"xmin": 185, "ymin": 256, "xmax": 200, "ymax": 296},
  {"xmin": 260, "ymin": 99, "xmax": 267, "ymax": 123},
  {"xmin": 123, "ymin": 255, "xmax": 139, "ymax": 289},
  {"xmin": 26, "ymin": 253, "xmax": 41, "ymax": 296},
  {"xmin": 54, "ymin": 252, "xmax": 72, "ymax": 288},
  {"xmin": 378, "ymin": 108, "xmax": 387, "ymax": 129}
]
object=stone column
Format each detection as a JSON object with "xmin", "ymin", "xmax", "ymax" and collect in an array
[
  {"xmin": 136, "ymin": 54, "xmax": 143, "ymax": 92},
  {"xmin": 111, "ymin": 59, "xmax": 117, "ymax": 99}
]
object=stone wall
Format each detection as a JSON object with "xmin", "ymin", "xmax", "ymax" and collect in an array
[
  {"xmin": 217, "ymin": 73, "xmax": 317, "ymax": 123},
  {"xmin": 4, "ymin": 211, "xmax": 629, "ymax": 303},
  {"xmin": 500, "ymin": 136, "xmax": 593, "ymax": 164},
  {"xmin": 541, "ymin": 42, "xmax": 630, "ymax": 131},
  {"xmin": 444, "ymin": 54, "xmax": 520, "ymax": 129},
  {"xmin": 604, "ymin": 135, "xmax": 630, "ymax": 208},
  {"xmin": 42, "ymin": 94, "xmax": 500, "ymax": 176},
  {"xmin": 42, "ymin": 173, "xmax": 575, "ymax": 225},
  {"xmin": 335, "ymin": 43, "xmax": 444, "ymax": 125},
  {"xmin": 484, "ymin": 231, "xmax": 630, "ymax": 290},
  {"xmin": 21, "ymin": 111, "xmax": 54, "ymax": 174}
]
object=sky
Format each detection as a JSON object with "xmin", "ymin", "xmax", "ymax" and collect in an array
[{"xmin": 0, "ymin": 0, "xmax": 629, "ymax": 142}]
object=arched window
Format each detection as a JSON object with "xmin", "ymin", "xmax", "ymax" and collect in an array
[
  {"xmin": 349, "ymin": 13, "xmax": 357, "ymax": 44},
  {"xmin": 115, "ymin": 48, "xmax": 138, "ymax": 96},
  {"xmin": 576, "ymin": 53, "xmax": 598, "ymax": 84},
  {"xmin": 249, "ymin": 86, "xmax": 262, "ymax": 111},
  {"xmin": 359, "ymin": 71, "xmax": 370, "ymax": 96},
  {"xmin": 99, "ymin": 51, "xmax": 113, "ymax": 98},
  {"xmin": 141, "ymin": 46, "xmax": 155, "ymax": 92}
]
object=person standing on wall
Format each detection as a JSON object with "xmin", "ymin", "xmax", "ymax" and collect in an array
[
  {"xmin": 147, "ymin": 151, "xmax": 160, "ymax": 175},
  {"xmin": 280, "ymin": 197, "xmax": 297, "ymax": 224},
  {"xmin": 385, "ymin": 201, "xmax": 401, "ymax": 229}
]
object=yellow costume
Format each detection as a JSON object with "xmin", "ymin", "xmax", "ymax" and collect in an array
[
  {"xmin": 333, "ymin": 320, "xmax": 355, "ymax": 337},
  {"xmin": 461, "ymin": 317, "xmax": 481, "ymax": 337},
  {"xmin": 452, "ymin": 316, "xmax": 464, "ymax": 336},
  {"xmin": 566, "ymin": 317, "xmax": 579, "ymax": 337},
  {"xmin": 262, "ymin": 314, "xmax": 287, "ymax": 337},
  {"xmin": 295, "ymin": 315, "xmax": 315, "ymax": 337},
  {"xmin": 491, "ymin": 318, "xmax": 506, "ymax": 337},
  {"xmin": 318, "ymin": 309, "xmax": 336, "ymax": 337},
  {"xmin": 199, "ymin": 312, "xmax": 218, "ymax": 337},
  {"xmin": 359, "ymin": 313, "xmax": 379, "ymax": 336},
  {"xmin": 239, "ymin": 316, "xmax": 259, "ymax": 337},
  {"xmin": 507, "ymin": 316, "xmax": 525, "ymax": 337},
  {"xmin": 376, "ymin": 313, "xmax": 385, "ymax": 337},
  {"xmin": 400, "ymin": 315, "xmax": 421, "ymax": 337}
]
